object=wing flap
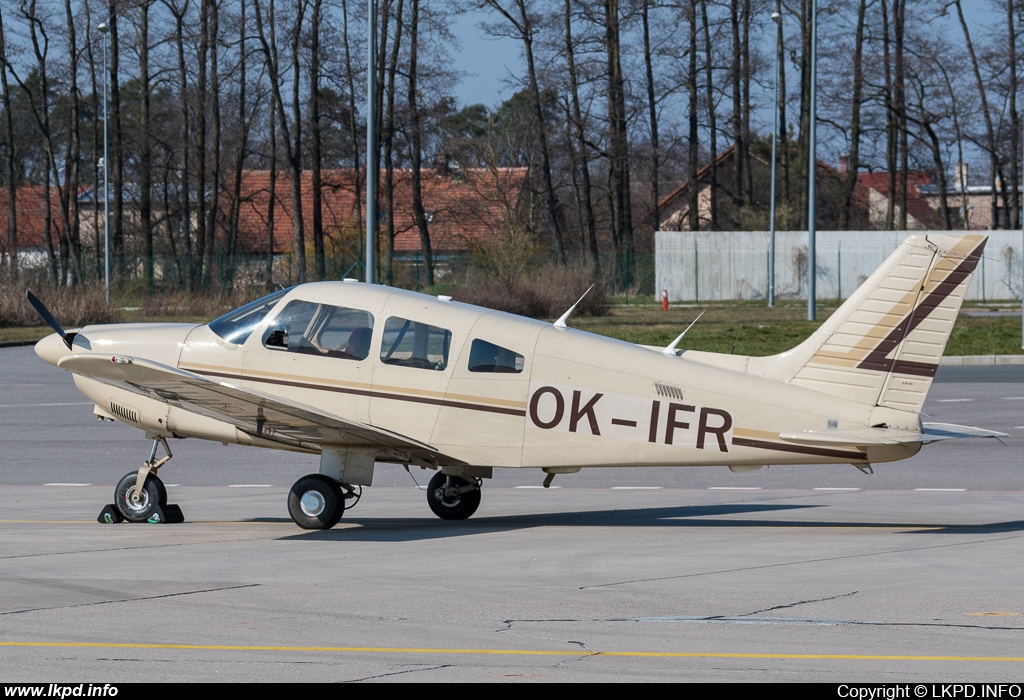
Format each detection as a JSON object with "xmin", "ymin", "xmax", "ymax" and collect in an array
[{"xmin": 58, "ymin": 353, "xmax": 434, "ymax": 452}]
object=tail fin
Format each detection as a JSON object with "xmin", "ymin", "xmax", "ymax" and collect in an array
[{"xmin": 750, "ymin": 233, "xmax": 987, "ymax": 412}]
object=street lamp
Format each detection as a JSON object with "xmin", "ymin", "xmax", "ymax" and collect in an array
[
  {"xmin": 98, "ymin": 21, "xmax": 110, "ymax": 306},
  {"xmin": 807, "ymin": 0, "xmax": 817, "ymax": 321},
  {"xmin": 769, "ymin": 11, "xmax": 782, "ymax": 308},
  {"xmin": 365, "ymin": 0, "xmax": 376, "ymax": 284}
]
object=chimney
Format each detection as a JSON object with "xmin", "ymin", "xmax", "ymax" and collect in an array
[
  {"xmin": 956, "ymin": 162, "xmax": 968, "ymax": 191},
  {"xmin": 433, "ymin": 153, "xmax": 450, "ymax": 176},
  {"xmin": 838, "ymin": 153, "xmax": 850, "ymax": 176}
]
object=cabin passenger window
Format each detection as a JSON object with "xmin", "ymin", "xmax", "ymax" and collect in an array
[
  {"xmin": 379, "ymin": 317, "xmax": 451, "ymax": 371},
  {"xmin": 263, "ymin": 300, "xmax": 374, "ymax": 360},
  {"xmin": 467, "ymin": 339, "xmax": 524, "ymax": 373}
]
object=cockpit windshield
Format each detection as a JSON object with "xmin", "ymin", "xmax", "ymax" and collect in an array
[{"xmin": 208, "ymin": 288, "xmax": 291, "ymax": 345}]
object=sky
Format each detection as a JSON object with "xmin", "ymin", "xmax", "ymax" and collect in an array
[{"xmin": 447, "ymin": 2, "xmax": 1003, "ymax": 113}]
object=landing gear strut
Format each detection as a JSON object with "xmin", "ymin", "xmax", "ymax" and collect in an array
[{"xmin": 100, "ymin": 437, "xmax": 184, "ymax": 524}]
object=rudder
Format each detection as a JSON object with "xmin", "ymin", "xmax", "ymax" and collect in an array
[{"xmin": 751, "ymin": 233, "xmax": 987, "ymax": 412}]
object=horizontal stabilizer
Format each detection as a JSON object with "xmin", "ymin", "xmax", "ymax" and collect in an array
[{"xmin": 779, "ymin": 423, "xmax": 1007, "ymax": 448}]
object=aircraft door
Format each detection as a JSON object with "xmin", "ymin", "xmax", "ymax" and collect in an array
[
  {"xmin": 242, "ymin": 298, "xmax": 376, "ymax": 423},
  {"xmin": 368, "ymin": 302, "xmax": 468, "ymax": 444},
  {"xmin": 429, "ymin": 314, "xmax": 540, "ymax": 467}
]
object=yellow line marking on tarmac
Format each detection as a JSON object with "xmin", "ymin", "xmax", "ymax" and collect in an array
[{"xmin": 0, "ymin": 641, "xmax": 1022, "ymax": 662}]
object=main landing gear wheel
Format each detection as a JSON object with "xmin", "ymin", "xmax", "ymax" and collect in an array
[
  {"xmin": 114, "ymin": 472, "xmax": 165, "ymax": 523},
  {"xmin": 288, "ymin": 474, "xmax": 344, "ymax": 530},
  {"xmin": 426, "ymin": 472, "xmax": 481, "ymax": 520}
]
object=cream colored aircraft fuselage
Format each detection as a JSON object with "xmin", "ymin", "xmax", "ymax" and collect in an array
[{"xmin": 33, "ymin": 233, "xmax": 1004, "ymax": 528}]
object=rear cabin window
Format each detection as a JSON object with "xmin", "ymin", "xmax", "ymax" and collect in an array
[
  {"xmin": 263, "ymin": 300, "xmax": 374, "ymax": 360},
  {"xmin": 467, "ymin": 339, "xmax": 524, "ymax": 373},
  {"xmin": 379, "ymin": 317, "xmax": 452, "ymax": 371}
]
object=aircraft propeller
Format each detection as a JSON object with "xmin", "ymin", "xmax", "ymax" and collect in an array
[{"xmin": 26, "ymin": 290, "xmax": 75, "ymax": 350}]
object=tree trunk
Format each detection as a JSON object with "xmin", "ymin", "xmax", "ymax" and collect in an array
[
  {"xmin": 341, "ymin": 0, "xmax": 363, "ymax": 275},
  {"xmin": 310, "ymin": 0, "xmax": 325, "ymax": 280},
  {"xmin": 702, "ymin": 0, "xmax": 719, "ymax": 229},
  {"xmin": 109, "ymin": 4, "xmax": 124, "ymax": 278},
  {"xmin": 642, "ymin": 0, "xmax": 660, "ymax": 232},
  {"xmin": 204, "ymin": 0, "xmax": 221, "ymax": 288},
  {"xmin": 881, "ymin": 0, "xmax": 896, "ymax": 229},
  {"xmin": 839, "ymin": 0, "xmax": 866, "ymax": 230},
  {"xmin": 382, "ymin": 0, "xmax": 404, "ymax": 286},
  {"xmin": 605, "ymin": 0, "xmax": 633, "ymax": 281},
  {"xmin": 687, "ymin": 0, "xmax": 699, "ymax": 231},
  {"xmin": 408, "ymin": 0, "xmax": 434, "ymax": 286},
  {"xmin": 139, "ymin": 1, "xmax": 154, "ymax": 290},
  {"xmin": 564, "ymin": 0, "xmax": 599, "ymax": 271},
  {"xmin": 1008, "ymin": 0, "xmax": 1019, "ymax": 230},
  {"xmin": 0, "ymin": 5, "xmax": 18, "ymax": 275}
]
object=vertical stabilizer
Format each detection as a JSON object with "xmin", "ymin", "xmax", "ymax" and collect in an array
[{"xmin": 749, "ymin": 233, "xmax": 987, "ymax": 412}]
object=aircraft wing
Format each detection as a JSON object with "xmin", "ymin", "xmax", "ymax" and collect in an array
[
  {"xmin": 57, "ymin": 352, "xmax": 436, "ymax": 453},
  {"xmin": 778, "ymin": 423, "xmax": 1007, "ymax": 447}
]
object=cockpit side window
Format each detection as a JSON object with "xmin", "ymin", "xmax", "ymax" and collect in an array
[
  {"xmin": 379, "ymin": 316, "xmax": 451, "ymax": 370},
  {"xmin": 263, "ymin": 300, "xmax": 375, "ymax": 360},
  {"xmin": 208, "ymin": 288, "xmax": 291, "ymax": 345},
  {"xmin": 467, "ymin": 339, "xmax": 525, "ymax": 373}
]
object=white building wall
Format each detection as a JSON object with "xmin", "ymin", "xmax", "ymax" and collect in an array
[{"xmin": 655, "ymin": 230, "xmax": 1023, "ymax": 302}]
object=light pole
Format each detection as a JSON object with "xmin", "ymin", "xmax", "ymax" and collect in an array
[
  {"xmin": 769, "ymin": 11, "xmax": 782, "ymax": 308},
  {"xmin": 365, "ymin": 0, "xmax": 376, "ymax": 285},
  {"xmin": 98, "ymin": 21, "xmax": 110, "ymax": 306},
  {"xmin": 807, "ymin": 0, "xmax": 817, "ymax": 321}
]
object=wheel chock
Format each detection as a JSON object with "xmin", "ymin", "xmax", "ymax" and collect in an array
[
  {"xmin": 98, "ymin": 503, "xmax": 184, "ymax": 524},
  {"xmin": 97, "ymin": 504, "xmax": 124, "ymax": 524},
  {"xmin": 147, "ymin": 504, "xmax": 185, "ymax": 524}
]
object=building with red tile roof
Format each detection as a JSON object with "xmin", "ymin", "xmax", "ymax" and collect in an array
[{"xmin": 231, "ymin": 164, "xmax": 528, "ymax": 256}]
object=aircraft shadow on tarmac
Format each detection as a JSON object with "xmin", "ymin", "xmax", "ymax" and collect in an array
[{"xmin": 261, "ymin": 503, "xmax": 1024, "ymax": 542}]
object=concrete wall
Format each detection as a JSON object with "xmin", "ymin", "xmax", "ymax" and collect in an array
[{"xmin": 655, "ymin": 230, "xmax": 1024, "ymax": 302}]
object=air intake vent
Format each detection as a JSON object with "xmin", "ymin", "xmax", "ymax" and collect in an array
[
  {"xmin": 654, "ymin": 382, "xmax": 684, "ymax": 400},
  {"xmin": 109, "ymin": 401, "xmax": 139, "ymax": 425}
]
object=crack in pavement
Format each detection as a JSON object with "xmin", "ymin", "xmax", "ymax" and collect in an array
[
  {"xmin": 579, "ymin": 533, "xmax": 1020, "ymax": 589},
  {"xmin": 736, "ymin": 590, "xmax": 860, "ymax": 617},
  {"xmin": 344, "ymin": 665, "xmax": 452, "ymax": 682},
  {"xmin": 494, "ymin": 615, "xmax": 1023, "ymax": 631},
  {"xmin": 0, "ymin": 583, "xmax": 260, "ymax": 616}
]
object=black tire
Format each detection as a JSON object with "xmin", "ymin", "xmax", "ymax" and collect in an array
[
  {"xmin": 151, "ymin": 474, "xmax": 168, "ymax": 506},
  {"xmin": 426, "ymin": 472, "xmax": 481, "ymax": 520},
  {"xmin": 288, "ymin": 474, "xmax": 344, "ymax": 530},
  {"xmin": 114, "ymin": 472, "xmax": 163, "ymax": 523}
]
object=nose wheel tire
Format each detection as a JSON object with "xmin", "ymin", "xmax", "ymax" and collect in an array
[
  {"xmin": 288, "ymin": 474, "xmax": 344, "ymax": 530},
  {"xmin": 426, "ymin": 472, "xmax": 481, "ymax": 520},
  {"xmin": 114, "ymin": 472, "xmax": 165, "ymax": 523}
]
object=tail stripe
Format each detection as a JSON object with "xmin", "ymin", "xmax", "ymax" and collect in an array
[{"xmin": 856, "ymin": 238, "xmax": 985, "ymax": 377}]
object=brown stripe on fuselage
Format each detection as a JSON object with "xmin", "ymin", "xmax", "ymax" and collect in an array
[
  {"xmin": 732, "ymin": 436, "xmax": 866, "ymax": 461},
  {"xmin": 856, "ymin": 238, "xmax": 985, "ymax": 375},
  {"xmin": 186, "ymin": 368, "xmax": 527, "ymax": 418}
]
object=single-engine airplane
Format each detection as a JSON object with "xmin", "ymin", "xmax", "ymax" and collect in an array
[{"xmin": 32, "ymin": 232, "xmax": 1005, "ymax": 529}]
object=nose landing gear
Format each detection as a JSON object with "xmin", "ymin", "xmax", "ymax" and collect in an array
[{"xmin": 99, "ymin": 436, "xmax": 184, "ymax": 524}]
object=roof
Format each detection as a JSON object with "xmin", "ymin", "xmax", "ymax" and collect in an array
[
  {"xmin": 656, "ymin": 145, "xmax": 838, "ymax": 215},
  {"xmin": 0, "ymin": 186, "xmax": 63, "ymax": 250},
  {"xmin": 853, "ymin": 171, "xmax": 947, "ymax": 229},
  {"xmin": 231, "ymin": 167, "xmax": 528, "ymax": 255}
]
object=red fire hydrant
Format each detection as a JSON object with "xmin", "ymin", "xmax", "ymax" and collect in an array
[{"xmin": 661, "ymin": 289, "xmax": 669, "ymax": 311}]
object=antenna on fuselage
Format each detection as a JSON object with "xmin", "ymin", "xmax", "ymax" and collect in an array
[
  {"xmin": 553, "ymin": 284, "xmax": 595, "ymax": 330},
  {"xmin": 662, "ymin": 310, "xmax": 705, "ymax": 356}
]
